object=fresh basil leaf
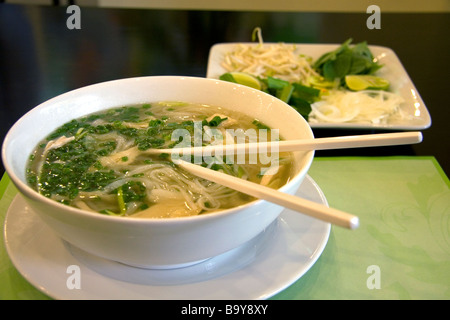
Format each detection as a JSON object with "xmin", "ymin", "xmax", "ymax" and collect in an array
[
  {"xmin": 313, "ymin": 38, "xmax": 353, "ymax": 69},
  {"xmin": 314, "ymin": 38, "xmax": 382, "ymax": 82},
  {"xmin": 352, "ymin": 41, "xmax": 373, "ymax": 60},
  {"xmin": 322, "ymin": 50, "xmax": 352, "ymax": 81},
  {"xmin": 349, "ymin": 54, "xmax": 371, "ymax": 74}
]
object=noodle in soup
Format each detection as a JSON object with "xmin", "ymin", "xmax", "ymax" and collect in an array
[{"xmin": 26, "ymin": 102, "xmax": 294, "ymax": 218}]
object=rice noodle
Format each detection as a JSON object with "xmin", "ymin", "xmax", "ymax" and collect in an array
[{"xmin": 30, "ymin": 101, "xmax": 294, "ymax": 218}]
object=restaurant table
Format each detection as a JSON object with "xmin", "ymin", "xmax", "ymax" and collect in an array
[
  {"xmin": 0, "ymin": 3, "xmax": 449, "ymax": 300},
  {"xmin": 1, "ymin": 156, "xmax": 449, "ymax": 300}
]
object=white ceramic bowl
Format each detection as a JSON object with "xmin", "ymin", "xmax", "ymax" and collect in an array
[{"xmin": 2, "ymin": 76, "xmax": 314, "ymax": 269}]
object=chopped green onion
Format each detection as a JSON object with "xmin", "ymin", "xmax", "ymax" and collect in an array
[
  {"xmin": 252, "ymin": 120, "xmax": 270, "ymax": 130},
  {"xmin": 237, "ymin": 166, "xmax": 246, "ymax": 178},
  {"xmin": 278, "ymin": 83, "xmax": 294, "ymax": 103},
  {"xmin": 208, "ymin": 116, "xmax": 228, "ymax": 127},
  {"xmin": 267, "ymin": 77, "xmax": 290, "ymax": 90},
  {"xmin": 100, "ymin": 209, "xmax": 122, "ymax": 216},
  {"xmin": 117, "ymin": 186, "xmax": 127, "ymax": 214},
  {"xmin": 159, "ymin": 153, "xmax": 170, "ymax": 160}
]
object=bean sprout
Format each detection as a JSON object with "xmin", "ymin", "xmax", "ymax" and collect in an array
[{"xmin": 221, "ymin": 27, "xmax": 318, "ymax": 84}]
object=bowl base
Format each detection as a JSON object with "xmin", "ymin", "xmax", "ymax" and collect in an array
[
  {"xmin": 63, "ymin": 240, "xmax": 210, "ymax": 270},
  {"xmin": 60, "ymin": 220, "xmax": 280, "ymax": 287},
  {"xmin": 116, "ymin": 258, "xmax": 210, "ymax": 270}
]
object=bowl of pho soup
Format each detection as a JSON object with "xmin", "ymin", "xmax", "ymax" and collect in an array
[{"xmin": 2, "ymin": 76, "xmax": 314, "ymax": 268}]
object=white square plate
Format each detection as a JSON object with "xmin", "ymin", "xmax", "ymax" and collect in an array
[{"xmin": 206, "ymin": 43, "xmax": 431, "ymax": 130}]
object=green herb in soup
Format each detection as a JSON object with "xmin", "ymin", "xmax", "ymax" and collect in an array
[{"xmin": 26, "ymin": 102, "xmax": 294, "ymax": 218}]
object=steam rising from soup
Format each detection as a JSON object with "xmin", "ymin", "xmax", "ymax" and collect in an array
[{"xmin": 26, "ymin": 102, "xmax": 294, "ymax": 218}]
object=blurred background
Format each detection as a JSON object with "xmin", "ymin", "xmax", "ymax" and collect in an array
[{"xmin": 1, "ymin": 0, "xmax": 449, "ymax": 174}]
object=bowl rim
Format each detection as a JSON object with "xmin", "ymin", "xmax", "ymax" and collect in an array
[{"xmin": 2, "ymin": 75, "xmax": 315, "ymax": 225}]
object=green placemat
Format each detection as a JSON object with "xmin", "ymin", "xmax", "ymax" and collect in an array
[
  {"xmin": 273, "ymin": 156, "xmax": 449, "ymax": 300},
  {"xmin": 1, "ymin": 156, "xmax": 449, "ymax": 300},
  {"xmin": 0, "ymin": 174, "xmax": 50, "ymax": 300}
]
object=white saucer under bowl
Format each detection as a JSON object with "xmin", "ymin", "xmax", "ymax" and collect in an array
[{"xmin": 4, "ymin": 175, "xmax": 330, "ymax": 300}]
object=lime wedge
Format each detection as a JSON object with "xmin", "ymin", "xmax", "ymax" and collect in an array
[
  {"xmin": 229, "ymin": 72, "xmax": 261, "ymax": 90},
  {"xmin": 309, "ymin": 75, "xmax": 337, "ymax": 89},
  {"xmin": 345, "ymin": 75, "xmax": 390, "ymax": 91}
]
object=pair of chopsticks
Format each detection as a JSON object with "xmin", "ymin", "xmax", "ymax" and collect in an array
[
  {"xmin": 147, "ymin": 131, "xmax": 423, "ymax": 155},
  {"xmin": 158, "ymin": 132, "xmax": 422, "ymax": 229}
]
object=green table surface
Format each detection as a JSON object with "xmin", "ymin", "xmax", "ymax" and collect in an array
[{"xmin": 1, "ymin": 156, "xmax": 449, "ymax": 300}]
